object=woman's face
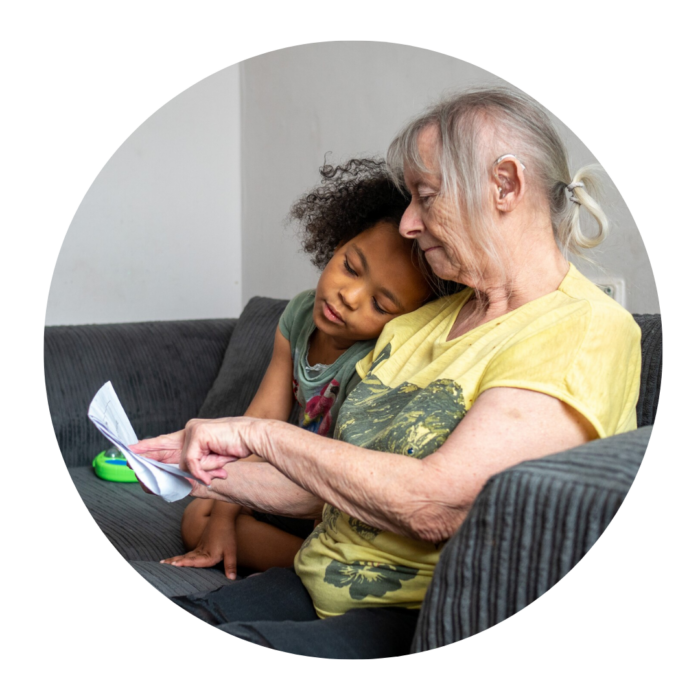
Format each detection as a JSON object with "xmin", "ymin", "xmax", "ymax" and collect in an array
[
  {"xmin": 399, "ymin": 126, "xmax": 475, "ymax": 284},
  {"xmin": 313, "ymin": 221, "xmax": 430, "ymax": 347}
]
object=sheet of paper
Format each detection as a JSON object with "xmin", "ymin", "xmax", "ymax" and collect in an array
[{"xmin": 88, "ymin": 381, "xmax": 203, "ymax": 502}]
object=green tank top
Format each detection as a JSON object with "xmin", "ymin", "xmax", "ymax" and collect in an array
[{"xmin": 279, "ymin": 290, "xmax": 375, "ymax": 438}]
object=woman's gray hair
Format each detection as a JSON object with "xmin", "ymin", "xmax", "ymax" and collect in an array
[{"xmin": 387, "ymin": 87, "xmax": 609, "ymax": 279}]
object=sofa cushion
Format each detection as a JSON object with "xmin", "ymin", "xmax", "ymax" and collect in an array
[
  {"xmin": 197, "ymin": 296, "xmax": 291, "ymax": 419},
  {"xmin": 69, "ymin": 467, "xmax": 193, "ymax": 562},
  {"xmin": 412, "ymin": 425, "xmax": 652, "ymax": 652},
  {"xmin": 130, "ymin": 561, "xmax": 234, "ymax": 598}
]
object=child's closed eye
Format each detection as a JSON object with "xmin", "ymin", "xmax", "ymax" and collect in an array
[
  {"xmin": 372, "ymin": 298, "xmax": 390, "ymax": 315},
  {"xmin": 344, "ymin": 254, "xmax": 393, "ymax": 315}
]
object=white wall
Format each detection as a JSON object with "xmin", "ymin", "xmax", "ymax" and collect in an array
[
  {"xmin": 240, "ymin": 42, "xmax": 659, "ymax": 314},
  {"xmin": 241, "ymin": 42, "xmax": 503, "ymax": 303},
  {"xmin": 41, "ymin": 41, "xmax": 700, "ymax": 324},
  {"xmin": 46, "ymin": 65, "xmax": 242, "ymax": 325}
]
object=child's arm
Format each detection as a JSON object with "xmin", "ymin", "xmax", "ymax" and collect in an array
[
  {"xmin": 162, "ymin": 327, "xmax": 299, "ymax": 578},
  {"xmin": 243, "ymin": 327, "xmax": 295, "ymax": 422}
]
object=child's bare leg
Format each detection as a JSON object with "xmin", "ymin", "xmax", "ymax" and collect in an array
[
  {"xmin": 234, "ymin": 514, "xmax": 306, "ymax": 571},
  {"xmin": 180, "ymin": 499, "xmax": 216, "ymax": 550}
]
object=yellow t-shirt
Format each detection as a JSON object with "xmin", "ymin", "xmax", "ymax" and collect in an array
[{"xmin": 294, "ymin": 264, "xmax": 642, "ymax": 618}]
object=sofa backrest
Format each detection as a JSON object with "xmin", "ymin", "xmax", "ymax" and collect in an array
[
  {"xmin": 197, "ymin": 297, "xmax": 291, "ymax": 420},
  {"xmin": 44, "ymin": 297, "xmax": 662, "ymax": 468},
  {"xmin": 632, "ymin": 314, "xmax": 662, "ymax": 427},
  {"xmin": 45, "ymin": 319, "xmax": 236, "ymax": 467}
]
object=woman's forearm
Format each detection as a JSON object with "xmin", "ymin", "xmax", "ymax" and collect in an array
[
  {"xmin": 238, "ymin": 387, "xmax": 590, "ymax": 544},
  {"xmin": 244, "ymin": 419, "xmax": 451, "ymax": 540},
  {"xmin": 143, "ymin": 387, "xmax": 594, "ymax": 544},
  {"xmin": 200, "ymin": 455, "xmax": 325, "ymax": 520},
  {"xmin": 140, "ymin": 413, "xmax": 505, "ymax": 542},
  {"xmin": 204, "ymin": 455, "xmax": 296, "ymax": 522}
]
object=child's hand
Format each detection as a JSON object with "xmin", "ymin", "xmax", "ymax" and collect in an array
[{"xmin": 161, "ymin": 515, "xmax": 239, "ymax": 580}]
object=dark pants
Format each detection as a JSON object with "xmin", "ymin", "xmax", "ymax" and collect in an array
[
  {"xmin": 250, "ymin": 511, "xmax": 316, "ymax": 539},
  {"xmin": 172, "ymin": 567, "xmax": 420, "ymax": 659}
]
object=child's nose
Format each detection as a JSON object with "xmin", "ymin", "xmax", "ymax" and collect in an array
[{"xmin": 339, "ymin": 281, "xmax": 363, "ymax": 309}]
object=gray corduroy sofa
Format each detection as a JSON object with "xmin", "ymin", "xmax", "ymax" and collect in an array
[{"xmin": 44, "ymin": 297, "xmax": 662, "ymax": 653}]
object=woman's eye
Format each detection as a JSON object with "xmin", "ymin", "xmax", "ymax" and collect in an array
[{"xmin": 344, "ymin": 258, "xmax": 357, "ymax": 276}]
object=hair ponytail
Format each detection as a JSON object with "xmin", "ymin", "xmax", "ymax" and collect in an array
[{"xmin": 553, "ymin": 164, "xmax": 609, "ymax": 257}]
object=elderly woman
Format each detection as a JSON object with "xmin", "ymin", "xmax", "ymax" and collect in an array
[{"xmin": 133, "ymin": 87, "xmax": 641, "ymax": 658}]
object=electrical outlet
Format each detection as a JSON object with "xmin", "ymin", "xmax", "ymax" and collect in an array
[{"xmin": 592, "ymin": 278, "xmax": 626, "ymax": 307}]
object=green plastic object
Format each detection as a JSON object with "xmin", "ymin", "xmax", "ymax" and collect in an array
[{"xmin": 92, "ymin": 447, "xmax": 138, "ymax": 482}]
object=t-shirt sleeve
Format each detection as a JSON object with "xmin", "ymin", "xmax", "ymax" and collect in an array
[
  {"xmin": 477, "ymin": 303, "xmax": 642, "ymax": 438},
  {"xmin": 278, "ymin": 289, "xmax": 315, "ymax": 341},
  {"xmin": 355, "ymin": 352, "xmax": 373, "ymax": 380}
]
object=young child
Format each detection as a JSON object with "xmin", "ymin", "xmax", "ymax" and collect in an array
[{"xmin": 162, "ymin": 158, "xmax": 447, "ymax": 580}]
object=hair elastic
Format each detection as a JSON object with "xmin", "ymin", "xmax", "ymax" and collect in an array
[{"xmin": 566, "ymin": 180, "xmax": 584, "ymax": 204}]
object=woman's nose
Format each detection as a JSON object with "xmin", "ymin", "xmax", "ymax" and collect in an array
[{"xmin": 399, "ymin": 201, "xmax": 423, "ymax": 239}]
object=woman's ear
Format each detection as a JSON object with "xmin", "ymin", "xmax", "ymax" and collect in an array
[{"xmin": 492, "ymin": 155, "xmax": 526, "ymax": 212}]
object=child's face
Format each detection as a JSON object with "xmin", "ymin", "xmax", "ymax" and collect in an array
[{"xmin": 313, "ymin": 221, "xmax": 431, "ymax": 346}]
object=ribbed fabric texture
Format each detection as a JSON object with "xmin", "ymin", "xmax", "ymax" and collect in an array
[
  {"xmin": 197, "ymin": 297, "xmax": 290, "ymax": 419},
  {"xmin": 633, "ymin": 314, "xmax": 662, "ymax": 427},
  {"xmin": 45, "ymin": 318, "xmax": 236, "ymax": 467},
  {"xmin": 130, "ymin": 561, "xmax": 235, "ymax": 597},
  {"xmin": 44, "ymin": 301, "xmax": 662, "ymax": 639},
  {"xmin": 69, "ymin": 467, "xmax": 191, "ymax": 561},
  {"xmin": 411, "ymin": 425, "xmax": 651, "ymax": 652}
]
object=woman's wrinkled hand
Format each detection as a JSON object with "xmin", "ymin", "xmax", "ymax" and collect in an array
[
  {"xmin": 130, "ymin": 428, "xmax": 186, "ymax": 464},
  {"xmin": 130, "ymin": 417, "xmax": 259, "ymax": 486}
]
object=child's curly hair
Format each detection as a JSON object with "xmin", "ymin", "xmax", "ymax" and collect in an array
[{"xmin": 289, "ymin": 157, "xmax": 463, "ymax": 298}]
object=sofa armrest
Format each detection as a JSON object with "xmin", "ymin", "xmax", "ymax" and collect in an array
[
  {"xmin": 44, "ymin": 318, "xmax": 236, "ymax": 467},
  {"xmin": 412, "ymin": 425, "xmax": 651, "ymax": 652}
]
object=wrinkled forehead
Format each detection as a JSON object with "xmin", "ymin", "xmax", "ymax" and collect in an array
[
  {"xmin": 402, "ymin": 114, "xmax": 507, "ymax": 189},
  {"xmin": 401, "ymin": 124, "xmax": 442, "ymax": 186}
]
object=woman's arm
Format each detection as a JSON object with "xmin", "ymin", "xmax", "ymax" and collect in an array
[
  {"xmin": 144, "ymin": 386, "xmax": 594, "ymax": 543},
  {"xmin": 192, "ymin": 458, "xmax": 325, "ymax": 519}
]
